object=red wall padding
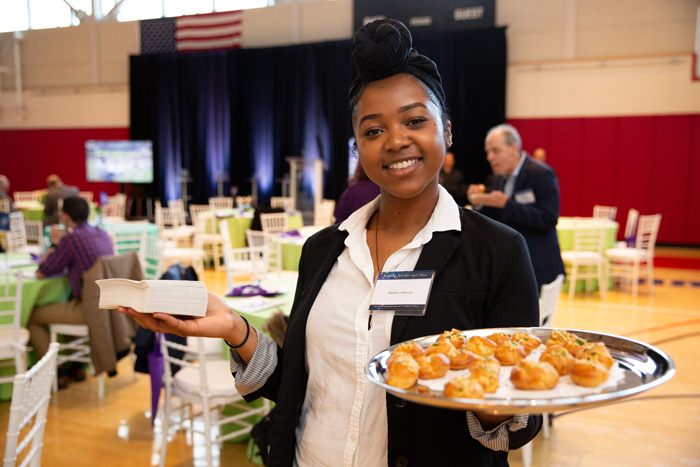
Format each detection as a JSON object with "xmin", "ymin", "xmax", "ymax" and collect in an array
[
  {"xmin": 509, "ymin": 114, "xmax": 700, "ymax": 245},
  {"xmin": 0, "ymin": 128, "xmax": 129, "ymax": 201},
  {"xmin": 1, "ymin": 115, "xmax": 698, "ymax": 245}
]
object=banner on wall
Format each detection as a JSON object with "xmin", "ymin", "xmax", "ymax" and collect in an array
[{"xmin": 353, "ymin": 0, "xmax": 494, "ymax": 33}]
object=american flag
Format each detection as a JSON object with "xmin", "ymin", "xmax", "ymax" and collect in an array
[{"xmin": 141, "ymin": 11, "xmax": 242, "ymax": 54}]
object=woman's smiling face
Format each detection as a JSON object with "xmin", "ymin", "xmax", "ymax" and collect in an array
[{"xmin": 353, "ymin": 73, "xmax": 452, "ymax": 201}]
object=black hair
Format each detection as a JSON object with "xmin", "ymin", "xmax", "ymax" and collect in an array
[
  {"xmin": 62, "ymin": 196, "xmax": 89, "ymax": 223},
  {"xmin": 348, "ymin": 19, "xmax": 450, "ymax": 132}
]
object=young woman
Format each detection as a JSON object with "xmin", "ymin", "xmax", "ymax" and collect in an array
[{"xmin": 123, "ymin": 19, "xmax": 542, "ymax": 467}]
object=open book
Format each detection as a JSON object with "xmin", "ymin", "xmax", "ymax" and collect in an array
[{"xmin": 96, "ymin": 279, "xmax": 208, "ymax": 317}]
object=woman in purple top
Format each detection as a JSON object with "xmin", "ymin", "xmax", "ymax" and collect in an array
[{"xmin": 333, "ymin": 163, "xmax": 381, "ymax": 223}]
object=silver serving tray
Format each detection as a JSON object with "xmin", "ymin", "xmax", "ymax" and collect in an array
[{"xmin": 366, "ymin": 327, "xmax": 675, "ymax": 415}]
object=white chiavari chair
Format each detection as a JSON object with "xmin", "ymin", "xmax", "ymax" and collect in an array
[
  {"xmin": 140, "ymin": 235, "xmax": 164, "ymax": 280},
  {"xmin": 7, "ymin": 212, "xmax": 41, "ymax": 255},
  {"xmin": 246, "ymin": 229, "xmax": 282, "ymax": 275},
  {"xmin": 105, "ymin": 220, "xmax": 149, "ymax": 256},
  {"xmin": 260, "ymin": 212, "xmax": 289, "ymax": 234},
  {"xmin": 188, "ymin": 204, "xmax": 211, "ymax": 230},
  {"xmin": 3, "ymin": 342, "xmax": 58, "ymax": 467},
  {"xmin": 593, "ymin": 205, "xmax": 617, "ymax": 221},
  {"xmin": 105, "ymin": 193, "xmax": 127, "ymax": 220},
  {"xmin": 209, "ymin": 197, "xmax": 234, "ymax": 210},
  {"xmin": 79, "ymin": 191, "xmax": 93, "ymax": 203},
  {"xmin": 0, "ymin": 271, "xmax": 29, "ymax": 385},
  {"xmin": 156, "ymin": 201, "xmax": 194, "ymax": 247},
  {"xmin": 158, "ymin": 335, "xmax": 270, "ymax": 467},
  {"xmin": 12, "ymin": 192, "xmax": 38, "ymax": 204},
  {"xmin": 270, "ymin": 196, "xmax": 294, "ymax": 211},
  {"xmin": 314, "ymin": 199, "xmax": 336, "ymax": 227},
  {"xmin": 539, "ymin": 274, "xmax": 565, "ymax": 327},
  {"xmin": 605, "ymin": 214, "xmax": 662, "ymax": 297},
  {"xmin": 48, "ymin": 323, "xmax": 105, "ymax": 397},
  {"xmin": 220, "ymin": 221, "xmax": 267, "ymax": 291},
  {"xmin": 198, "ymin": 212, "xmax": 223, "ymax": 272},
  {"xmin": 561, "ymin": 218, "xmax": 608, "ymax": 300}
]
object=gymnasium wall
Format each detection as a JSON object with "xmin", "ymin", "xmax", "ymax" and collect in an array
[
  {"xmin": 0, "ymin": 128, "xmax": 128, "ymax": 196},
  {"xmin": 509, "ymin": 115, "xmax": 700, "ymax": 245},
  {"xmin": 0, "ymin": 0, "xmax": 699, "ymax": 243}
]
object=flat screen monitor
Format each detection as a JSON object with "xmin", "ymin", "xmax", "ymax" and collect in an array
[{"xmin": 86, "ymin": 140, "xmax": 154, "ymax": 183}]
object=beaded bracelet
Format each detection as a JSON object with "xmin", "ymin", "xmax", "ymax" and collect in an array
[{"xmin": 225, "ymin": 315, "xmax": 251, "ymax": 349}]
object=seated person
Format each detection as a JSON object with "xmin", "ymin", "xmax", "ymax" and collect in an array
[
  {"xmin": 0, "ymin": 175, "xmax": 18, "ymax": 212},
  {"xmin": 43, "ymin": 174, "xmax": 79, "ymax": 226},
  {"xmin": 31, "ymin": 196, "xmax": 114, "ymax": 387}
]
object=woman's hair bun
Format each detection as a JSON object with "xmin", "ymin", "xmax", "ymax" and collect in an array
[
  {"xmin": 348, "ymin": 19, "xmax": 446, "ymax": 113},
  {"xmin": 351, "ymin": 19, "xmax": 413, "ymax": 83}
]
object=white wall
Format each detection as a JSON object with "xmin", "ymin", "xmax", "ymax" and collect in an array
[
  {"xmin": 499, "ymin": 0, "xmax": 700, "ymax": 117},
  {"xmin": 0, "ymin": 0, "xmax": 698, "ymax": 129}
]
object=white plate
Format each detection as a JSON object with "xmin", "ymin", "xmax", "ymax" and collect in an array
[{"xmin": 366, "ymin": 327, "xmax": 675, "ymax": 415}]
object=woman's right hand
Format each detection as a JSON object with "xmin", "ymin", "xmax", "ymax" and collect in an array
[{"xmin": 119, "ymin": 292, "xmax": 246, "ymax": 342}]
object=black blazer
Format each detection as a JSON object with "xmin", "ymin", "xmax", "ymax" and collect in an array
[
  {"xmin": 480, "ymin": 156, "xmax": 565, "ymax": 290},
  {"xmin": 245, "ymin": 207, "xmax": 543, "ymax": 467}
]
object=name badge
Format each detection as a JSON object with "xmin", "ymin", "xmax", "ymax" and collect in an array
[
  {"xmin": 369, "ymin": 270, "xmax": 435, "ymax": 316},
  {"xmin": 514, "ymin": 189, "xmax": 536, "ymax": 204}
]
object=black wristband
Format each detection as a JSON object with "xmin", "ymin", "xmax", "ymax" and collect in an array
[{"xmin": 225, "ymin": 315, "xmax": 250, "ymax": 349}]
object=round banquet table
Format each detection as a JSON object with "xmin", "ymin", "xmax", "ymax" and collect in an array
[
  {"xmin": 19, "ymin": 201, "xmax": 98, "ymax": 223},
  {"xmin": 17, "ymin": 201, "xmax": 45, "ymax": 221},
  {"xmin": 556, "ymin": 217, "xmax": 619, "ymax": 292},
  {"xmin": 223, "ymin": 276, "xmax": 298, "ymax": 332},
  {"xmin": 217, "ymin": 211, "xmax": 304, "ymax": 249},
  {"xmin": 0, "ymin": 253, "xmax": 72, "ymax": 400},
  {"xmin": 277, "ymin": 226, "xmax": 325, "ymax": 272}
]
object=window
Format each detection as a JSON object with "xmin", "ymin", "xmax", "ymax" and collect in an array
[
  {"xmin": 0, "ymin": 0, "xmax": 29, "ymax": 33},
  {"xmin": 215, "ymin": 0, "xmax": 268, "ymax": 10},
  {"xmin": 28, "ymin": 0, "xmax": 72, "ymax": 30},
  {"xmin": 117, "ymin": 0, "xmax": 163, "ymax": 22},
  {"xmin": 0, "ymin": 0, "xmax": 329, "ymax": 33}
]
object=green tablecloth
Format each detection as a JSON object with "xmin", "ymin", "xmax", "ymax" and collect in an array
[
  {"xmin": 223, "ymin": 277, "xmax": 297, "ymax": 332},
  {"xmin": 281, "ymin": 243, "xmax": 302, "ymax": 271},
  {"xmin": 19, "ymin": 201, "xmax": 98, "ymax": 223},
  {"xmin": 0, "ymin": 253, "xmax": 72, "ymax": 399},
  {"xmin": 221, "ymin": 277, "xmax": 297, "ymax": 451},
  {"xmin": 219, "ymin": 212, "xmax": 304, "ymax": 249},
  {"xmin": 556, "ymin": 217, "xmax": 619, "ymax": 292},
  {"xmin": 21, "ymin": 208, "xmax": 44, "ymax": 221},
  {"xmin": 0, "ymin": 254, "xmax": 72, "ymax": 327}
]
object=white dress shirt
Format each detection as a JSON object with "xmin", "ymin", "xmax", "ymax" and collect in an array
[
  {"xmin": 503, "ymin": 152, "xmax": 527, "ymax": 198},
  {"xmin": 230, "ymin": 185, "xmax": 528, "ymax": 466}
]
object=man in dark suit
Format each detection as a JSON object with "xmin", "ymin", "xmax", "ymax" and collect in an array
[
  {"xmin": 468, "ymin": 124, "xmax": 565, "ymax": 291},
  {"xmin": 43, "ymin": 174, "xmax": 79, "ymax": 226}
]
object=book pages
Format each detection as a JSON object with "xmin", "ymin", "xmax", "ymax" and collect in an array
[{"xmin": 97, "ymin": 279, "xmax": 207, "ymax": 317}]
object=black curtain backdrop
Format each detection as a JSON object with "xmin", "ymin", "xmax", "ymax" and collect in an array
[{"xmin": 130, "ymin": 27, "xmax": 506, "ymax": 205}]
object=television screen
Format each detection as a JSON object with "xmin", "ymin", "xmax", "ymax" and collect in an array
[{"xmin": 86, "ymin": 140, "xmax": 154, "ymax": 183}]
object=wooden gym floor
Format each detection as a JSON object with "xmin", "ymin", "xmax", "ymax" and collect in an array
[{"xmin": 0, "ymin": 247, "xmax": 698, "ymax": 466}]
